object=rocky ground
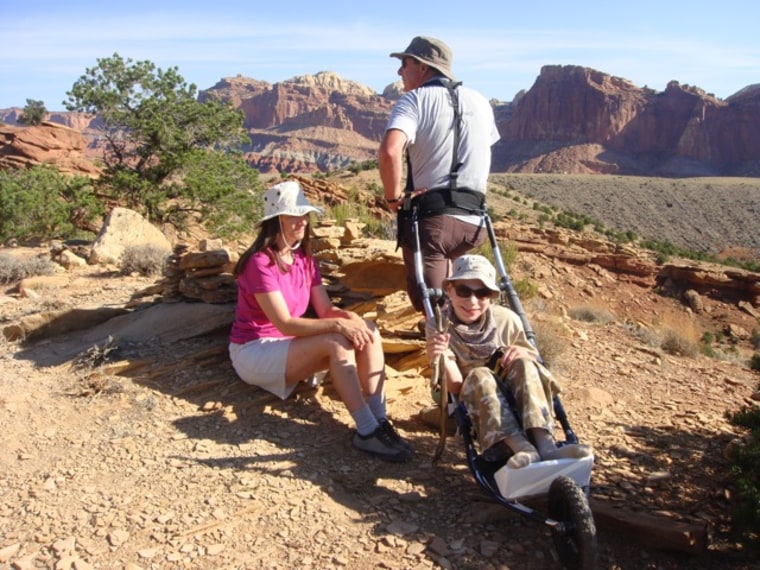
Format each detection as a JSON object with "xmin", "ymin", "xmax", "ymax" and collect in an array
[
  {"xmin": 1, "ymin": 243, "xmax": 759, "ymax": 570},
  {"xmin": 1, "ymin": 173, "xmax": 760, "ymax": 569}
]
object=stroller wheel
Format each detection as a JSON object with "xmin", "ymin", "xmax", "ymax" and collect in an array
[{"xmin": 548, "ymin": 476, "xmax": 598, "ymax": 570}]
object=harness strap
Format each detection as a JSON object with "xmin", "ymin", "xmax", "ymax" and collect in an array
[{"xmin": 401, "ymin": 78, "xmax": 484, "ymax": 217}]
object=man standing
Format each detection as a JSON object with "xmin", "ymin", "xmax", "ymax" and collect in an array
[{"xmin": 379, "ymin": 36, "xmax": 500, "ymax": 315}]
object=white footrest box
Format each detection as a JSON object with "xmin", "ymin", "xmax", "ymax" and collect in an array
[{"xmin": 494, "ymin": 454, "xmax": 594, "ymax": 500}]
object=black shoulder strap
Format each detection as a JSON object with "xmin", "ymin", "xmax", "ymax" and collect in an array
[{"xmin": 404, "ymin": 78, "xmax": 464, "ymax": 196}]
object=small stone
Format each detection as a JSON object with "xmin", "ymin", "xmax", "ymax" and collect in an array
[
  {"xmin": 428, "ymin": 536, "xmax": 448, "ymax": 556},
  {"xmin": 0, "ymin": 543, "xmax": 21, "ymax": 562},
  {"xmin": 72, "ymin": 558, "xmax": 95, "ymax": 570},
  {"xmin": 480, "ymin": 539, "xmax": 500, "ymax": 557},
  {"xmin": 138, "ymin": 548, "xmax": 157, "ymax": 559},
  {"xmin": 52, "ymin": 536, "xmax": 76, "ymax": 556},
  {"xmin": 206, "ymin": 544, "xmax": 224, "ymax": 556},
  {"xmin": 107, "ymin": 529, "xmax": 130, "ymax": 547},
  {"xmin": 645, "ymin": 471, "xmax": 671, "ymax": 484},
  {"xmin": 385, "ymin": 520, "xmax": 418, "ymax": 536}
]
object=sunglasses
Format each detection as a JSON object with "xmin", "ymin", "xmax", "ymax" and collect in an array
[{"xmin": 453, "ymin": 284, "xmax": 493, "ymax": 300}]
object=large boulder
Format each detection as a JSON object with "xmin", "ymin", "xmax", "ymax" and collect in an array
[{"xmin": 89, "ymin": 207, "xmax": 172, "ymax": 266}]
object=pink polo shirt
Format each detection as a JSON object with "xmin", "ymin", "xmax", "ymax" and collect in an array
[{"xmin": 230, "ymin": 249, "xmax": 321, "ymax": 344}]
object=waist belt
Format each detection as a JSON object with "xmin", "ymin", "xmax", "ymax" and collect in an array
[{"xmin": 404, "ymin": 187, "xmax": 485, "ymax": 218}]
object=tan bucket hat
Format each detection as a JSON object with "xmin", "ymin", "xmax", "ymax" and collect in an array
[{"xmin": 390, "ymin": 36, "xmax": 457, "ymax": 81}]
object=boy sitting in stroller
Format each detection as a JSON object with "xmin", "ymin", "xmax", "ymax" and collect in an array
[{"xmin": 425, "ymin": 255, "xmax": 592, "ymax": 468}]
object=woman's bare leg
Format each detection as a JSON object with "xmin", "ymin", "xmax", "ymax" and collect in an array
[{"xmin": 286, "ymin": 333, "xmax": 365, "ymax": 412}]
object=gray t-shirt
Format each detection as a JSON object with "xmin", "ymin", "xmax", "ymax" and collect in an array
[{"xmin": 385, "ymin": 77, "xmax": 500, "ymax": 193}]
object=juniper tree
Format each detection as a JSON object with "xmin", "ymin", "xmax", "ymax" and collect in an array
[{"xmin": 65, "ymin": 53, "xmax": 261, "ymax": 237}]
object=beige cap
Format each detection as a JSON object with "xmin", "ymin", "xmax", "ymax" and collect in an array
[{"xmin": 444, "ymin": 255, "xmax": 500, "ymax": 292}]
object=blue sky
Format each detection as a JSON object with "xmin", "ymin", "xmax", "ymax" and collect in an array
[{"xmin": 2, "ymin": 1, "xmax": 758, "ymax": 110}]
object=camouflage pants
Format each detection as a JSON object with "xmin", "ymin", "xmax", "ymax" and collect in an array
[{"xmin": 460, "ymin": 358, "xmax": 558, "ymax": 450}]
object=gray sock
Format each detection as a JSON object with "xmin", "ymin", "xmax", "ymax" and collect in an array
[
  {"xmin": 352, "ymin": 404, "xmax": 379, "ymax": 436},
  {"xmin": 366, "ymin": 393, "xmax": 387, "ymax": 421}
]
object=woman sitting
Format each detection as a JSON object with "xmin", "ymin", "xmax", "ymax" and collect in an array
[{"xmin": 229, "ymin": 180, "xmax": 413, "ymax": 463}]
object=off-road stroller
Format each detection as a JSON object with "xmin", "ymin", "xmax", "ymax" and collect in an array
[{"xmin": 410, "ymin": 204, "xmax": 598, "ymax": 570}]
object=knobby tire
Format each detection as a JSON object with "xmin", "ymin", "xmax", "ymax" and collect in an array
[{"xmin": 548, "ymin": 475, "xmax": 598, "ymax": 570}]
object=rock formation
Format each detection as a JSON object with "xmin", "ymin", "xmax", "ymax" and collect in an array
[
  {"xmin": 0, "ymin": 121, "xmax": 100, "ymax": 177},
  {"xmin": 492, "ymin": 66, "xmax": 760, "ymax": 177},
  {"xmin": 203, "ymin": 71, "xmax": 394, "ymax": 174},
  {"xmin": 3, "ymin": 66, "xmax": 759, "ymax": 177}
]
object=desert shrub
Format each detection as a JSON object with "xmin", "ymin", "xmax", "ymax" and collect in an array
[
  {"xmin": 18, "ymin": 99, "xmax": 47, "ymax": 126},
  {"xmin": 639, "ymin": 239, "xmax": 758, "ymax": 272},
  {"xmin": 322, "ymin": 195, "xmax": 387, "ymax": 238},
  {"xmin": 605, "ymin": 228, "xmax": 637, "ymax": 244},
  {"xmin": 712, "ymin": 348, "xmax": 747, "ymax": 366},
  {"xmin": 0, "ymin": 253, "xmax": 56, "ymax": 283},
  {"xmin": 553, "ymin": 211, "xmax": 591, "ymax": 231},
  {"xmin": 701, "ymin": 331, "xmax": 716, "ymax": 357},
  {"xmin": 626, "ymin": 322, "xmax": 660, "ymax": 348},
  {"xmin": 347, "ymin": 159, "xmax": 377, "ymax": 174},
  {"xmin": 0, "ymin": 165, "xmax": 102, "ymax": 243},
  {"xmin": 645, "ymin": 310, "xmax": 702, "ymax": 357},
  {"xmin": 71, "ymin": 335, "xmax": 123, "ymax": 396},
  {"xmin": 568, "ymin": 305, "xmax": 615, "ymax": 324},
  {"xmin": 625, "ymin": 319, "xmax": 700, "ymax": 358},
  {"xmin": 660, "ymin": 327, "xmax": 700, "ymax": 357},
  {"xmin": 721, "ymin": 257, "xmax": 760, "ymax": 273},
  {"xmin": 120, "ymin": 245, "xmax": 169, "ymax": 276},
  {"xmin": 513, "ymin": 277, "xmax": 538, "ymax": 300},
  {"xmin": 472, "ymin": 240, "xmax": 517, "ymax": 273},
  {"xmin": 750, "ymin": 353, "xmax": 760, "ymax": 373},
  {"xmin": 751, "ymin": 329, "xmax": 760, "ymax": 351},
  {"xmin": 726, "ymin": 399, "xmax": 760, "ymax": 546}
]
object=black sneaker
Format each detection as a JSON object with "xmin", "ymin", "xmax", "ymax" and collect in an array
[
  {"xmin": 353, "ymin": 425, "xmax": 413, "ymax": 463},
  {"xmin": 378, "ymin": 419, "xmax": 414, "ymax": 454}
]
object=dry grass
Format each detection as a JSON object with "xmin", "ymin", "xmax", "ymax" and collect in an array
[
  {"xmin": 568, "ymin": 304, "xmax": 616, "ymax": 324},
  {"xmin": 533, "ymin": 318, "xmax": 570, "ymax": 370},
  {"xmin": 119, "ymin": 245, "xmax": 169, "ymax": 277},
  {"xmin": 629, "ymin": 309, "xmax": 702, "ymax": 357},
  {"xmin": 0, "ymin": 252, "xmax": 56, "ymax": 283}
]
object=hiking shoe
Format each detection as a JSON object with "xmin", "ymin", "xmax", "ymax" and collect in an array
[
  {"xmin": 353, "ymin": 426, "xmax": 413, "ymax": 463},
  {"xmin": 378, "ymin": 419, "xmax": 414, "ymax": 454}
]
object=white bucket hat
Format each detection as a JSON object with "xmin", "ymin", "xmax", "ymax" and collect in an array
[
  {"xmin": 259, "ymin": 180, "xmax": 323, "ymax": 224},
  {"xmin": 444, "ymin": 255, "xmax": 500, "ymax": 293}
]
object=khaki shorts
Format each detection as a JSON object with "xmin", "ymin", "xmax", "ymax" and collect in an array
[{"xmin": 229, "ymin": 338, "xmax": 297, "ymax": 400}]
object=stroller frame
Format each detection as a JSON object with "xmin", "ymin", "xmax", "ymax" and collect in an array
[{"xmin": 411, "ymin": 205, "xmax": 598, "ymax": 569}]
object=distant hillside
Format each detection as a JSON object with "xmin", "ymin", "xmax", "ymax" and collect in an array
[
  {"xmin": 201, "ymin": 67, "xmax": 760, "ymax": 178},
  {"xmin": 487, "ymin": 174, "xmax": 760, "ymax": 259}
]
